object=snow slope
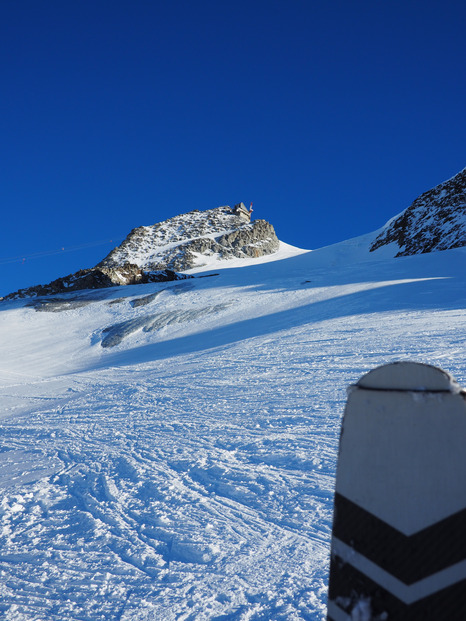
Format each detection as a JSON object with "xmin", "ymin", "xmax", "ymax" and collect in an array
[{"xmin": 0, "ymin": 236, "xmax": 465, "ymax": 620}]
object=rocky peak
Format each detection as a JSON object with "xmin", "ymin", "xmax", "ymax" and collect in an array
[
  {"xmin": 370, "ymin": 167, "xmax": 466, "ymax": 256},
  {"xmin": 98, "ymin": 205, "xmax": 279, "ymax": 272}
]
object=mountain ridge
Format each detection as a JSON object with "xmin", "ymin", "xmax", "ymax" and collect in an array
[
  {"xmin": 2, "ymin": 166, "xmax": 466, "ymax": 301},
  {"xmin": 370, "ymin": 167, "xmax": 466, "ymax": 256}
]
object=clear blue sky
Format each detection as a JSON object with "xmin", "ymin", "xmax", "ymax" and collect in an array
[{"xmin": 1, "ymin": 0, "xmax": 465, "ymax": 296}]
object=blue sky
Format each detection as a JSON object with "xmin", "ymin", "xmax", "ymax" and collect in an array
[{"xmin": 1, "ymin": 0, "xmax": 465, "ymax": 296}]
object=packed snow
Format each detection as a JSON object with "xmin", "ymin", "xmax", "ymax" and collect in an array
[{"xmin": 0, "ymin": 234, "xmax": 465, "ymax": 620}]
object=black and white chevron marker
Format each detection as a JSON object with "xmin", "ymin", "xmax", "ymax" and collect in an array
[{"xmin": 327, "ymin": 361, "xmax": 466, "ymax": 621}]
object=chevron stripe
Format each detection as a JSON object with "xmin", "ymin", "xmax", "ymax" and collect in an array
[
  {"xmin": 327, "ymin": 555, "xmax": 466, "ymax": 621},
  {"xmin": 333, "ymin": 493, "xmax": 466, "ymax": 583},
  {"xmin": 332, "ymin": 537, "xmax": 466, "ymax": 603}
]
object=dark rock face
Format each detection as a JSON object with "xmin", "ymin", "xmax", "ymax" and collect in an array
[
  {"xmin": 98, "ymin": 206, "xmax": 280, "ymax": 272},
  {"xmin": 370, "ymin": 168, "xmax": 466, "ymax": 256},
  {"xmin": 2, "ymin": 265, "xmax": 191, "ymax": 301}
]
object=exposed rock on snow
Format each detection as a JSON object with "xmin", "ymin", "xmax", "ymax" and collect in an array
[
  {"xmin": 130, "ymin": 281, "xmax": 195, "ymax": 308},
  {"xmin": 370, "ymin": 167, "xmax": 466, "ymax": 256},
  {"xmin": 101, "ymin": 303, "xmax": 230, "ymax": 348},
  {"xmin": 26, "ymin": 293, "xmax": 111, "ymax": 313},
  {"xmin": 98, "ymin": 206, "xmax": 279, "ymax": 272},
  {"xmin": 1, "ymin": 265, "xmax": 192, "ymax": 301}
]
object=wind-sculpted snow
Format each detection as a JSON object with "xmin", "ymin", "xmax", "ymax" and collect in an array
[
  {"xmin": 26, "ymin": 291, "xmax": 113, "ymax": 312},
  {"xmin": 130, "ymin": 290, "xmax": 164, "ymax": 308},
  {"xmin": 130, "ymin": 280, "xmax": 195, "ymax": 308},
  {"xmin": 101, "ymin": 304, "xmax": 230, "ymax": 347},
  {"xmin": 99, "ymin": 281, "xmax": 226, "ymax": 348},
  {"xmin": 0, "ymin": 241, "xmax": 465, "ymax": 619}
]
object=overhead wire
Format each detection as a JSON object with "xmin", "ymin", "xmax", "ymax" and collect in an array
[{"xmin": 0, "ymin": 237, "xmax": 123, "ymax": 266}]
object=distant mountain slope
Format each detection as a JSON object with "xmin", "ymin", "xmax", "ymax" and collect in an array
[
  {"xmin": 370, "ymin": 167, "xmax": 466, "ymax": 256},
  {"xmin": 98, "ymin": 205, "xmax": 279, "ymax": 272},
  {"xmin": 1, "ymin": 205, "xmax": 280, "ymax": 300},
  {"xmin": 4, "ymin": 168, "xmax": 465, "ymax": 302}
]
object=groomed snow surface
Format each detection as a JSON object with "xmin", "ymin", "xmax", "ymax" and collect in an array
[{"xmin": 1, "ymin": 236, "xmax": 465, "ymax": 620}]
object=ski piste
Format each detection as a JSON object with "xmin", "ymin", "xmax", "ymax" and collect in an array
[{"xmin": 327, "ymin": 361, "xmax": 466, "ymax": 620}]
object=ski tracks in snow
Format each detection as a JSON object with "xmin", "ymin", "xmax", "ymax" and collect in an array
[
  {"xmin": 1, "ymin": 307, "xmax": 465, "ymax": 620},
  {"xmin": 0, "ymin": 336, "xmax": 336, "ymax": 620},
  {"xmin": 1, "ymin": 249, "xmax": 465, "ymax": 619}
]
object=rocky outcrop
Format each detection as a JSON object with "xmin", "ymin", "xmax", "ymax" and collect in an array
[
  {"xmin": 370, "ymin": 167, "xmax": 466, "ymax": 256},
  {"xmin": 98, "ymin": 206, "xmax": 280, "ymax": 272},
  {"xmin": 129, "ymin": 220, "xmax": 279, "ymax": 272},
  {"xmin": 2, "ymin": 264, "xmax": 191, "ymax": 301}
]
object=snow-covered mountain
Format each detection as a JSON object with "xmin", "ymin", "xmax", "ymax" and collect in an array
[
  {"xmin": 98, "ymin": 204, "xmax": 279, "ymax": 272},
  {"xmin": 2, "ymin": 204, "xmax": 279, "ymax": 300},
  {"xmin": 370, "ymin": 167, "xmax": 466, "ymax": 256},
  {"xmin": 5, "ymin": 165, "xmax": 466, "ymax": 301}
]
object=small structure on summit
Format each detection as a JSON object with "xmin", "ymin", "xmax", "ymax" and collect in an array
[{"xmin": 234, "ymin": 202, "xmax": 254, "ymax": 222}]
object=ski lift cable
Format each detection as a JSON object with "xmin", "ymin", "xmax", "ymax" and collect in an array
[{"xmin": 0, "ymin": 237, "xmax": 123, "ymax": 266}]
